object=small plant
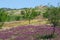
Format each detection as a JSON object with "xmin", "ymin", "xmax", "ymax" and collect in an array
[
  {"xmin": 35, "ymin": 33, "xmax": 56, "ymax": 40},
  {"xmin": 40, "ymin": 34, "xmax": 55, "ymax": 39}
]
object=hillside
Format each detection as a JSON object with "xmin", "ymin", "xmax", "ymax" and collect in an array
[
  {"xmin": 0, "ymin": 6, "xmax": 48, "ymax": 29},
  {"xmin": 1, "ymin": 6, "xmax": 47, "ymax": 15}
]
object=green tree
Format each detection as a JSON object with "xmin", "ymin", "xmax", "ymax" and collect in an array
[
  {"xmin": 43, "ymin": 6, "xmax": 60, "ymax": 35},
  {"xmin": 25, "ymin": 8, "xmax": 31, "ymax": 24},
  {"xmin": 0, "ymin": 8, "xmax": 8, "ymax": 29},
  {"xmin": 24, "ymin": 8, "xmax": 41, "ymax": 24},
  {"xmin": 15, "ymin": 16, "xmax": 20, "ymax": 21}
]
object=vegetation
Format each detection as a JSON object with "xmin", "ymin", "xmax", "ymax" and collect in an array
[
  {"xmin": 43, "ymin": 6, "xmax": 60, "ymax": 39},
  {"xmin": 0, "ymin": 5, "xmax": 60, "ymax": 40},
  {"xmin": 0, "ymin": 8, "xmax": 8, "ymax": 28},
  {"xmin": 21, "ymin": 8, "xmax": 40, "ymax": 24},
  {"xmin": 0, "ymin": 25, "xmax": 59, "ymax": 40}
]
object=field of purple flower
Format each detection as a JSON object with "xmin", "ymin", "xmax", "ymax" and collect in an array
[{"xmin": 0, "ymin": 25, "xmax": 60, "ymax": 40}]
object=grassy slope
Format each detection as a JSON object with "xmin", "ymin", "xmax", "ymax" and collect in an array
[
  {"xmin": 2, "ymin": 19, "xmax": 48, "ymax": 29},
  {"xmin": 2, "ymin": 6, "xmax": 48, "ymax": 29}
]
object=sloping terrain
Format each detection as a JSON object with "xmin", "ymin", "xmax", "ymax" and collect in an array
[
  {"xmin": 2, "ymin": 16, "xmax": 48, "ymax": 29},
  {"xmin": 0, "ymin": 25, "xmax": 60, "ymax": 40},
  {"xmin": 1, "ymin": 6, "xmax": 48, "ymax": 29}
]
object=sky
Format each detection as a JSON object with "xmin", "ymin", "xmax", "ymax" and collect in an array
[{"xmin": 0, "ymin": 0, "xmax": 60, "ymax": 9}]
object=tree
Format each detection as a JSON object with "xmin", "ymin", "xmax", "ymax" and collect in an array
[
  {"xmin": 24, "ymin": 8, "xmax": 41, "ymax": 24},
  {"xmin": 21, "ymin": 10, "xmax": 26, "ymax": 20},
  {"xmin": 43, "ymin": 6, "xmax": 60, "ymax": 35},
  {"xmin": 0, "ymin": 8, "xmax": 8, "ymax": 29},
  {"xmin": 25, "ymin": 8, "xmax": 32, "ymax": 24},
  {"xmin": 15, "ymin": 16, "xmax": 20, "ymax": 21}
]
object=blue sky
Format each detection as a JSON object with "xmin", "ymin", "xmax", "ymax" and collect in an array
[{"xmin": 0, "ymin": 0, "xmax": 60, "ymax": 9}]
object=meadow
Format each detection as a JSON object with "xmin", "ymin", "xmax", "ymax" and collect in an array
[{"xmin": 0, "ymin": 6, "xmax": 60, "ymax": 40}]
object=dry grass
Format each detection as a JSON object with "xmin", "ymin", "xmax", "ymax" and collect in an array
[{"xmin": 2, "ymin": 19, "xmax": 48, "ymax": 29}]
